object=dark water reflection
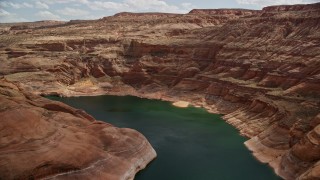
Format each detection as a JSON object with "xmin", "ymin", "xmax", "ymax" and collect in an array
[{"xmin": 48, "ymin": 95, "xmax": 281, "ymax": 180}]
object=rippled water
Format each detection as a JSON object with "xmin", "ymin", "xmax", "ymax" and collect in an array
[{"xmin": 48, "ymin": 95, "xmax": 280, "ymax": 180}]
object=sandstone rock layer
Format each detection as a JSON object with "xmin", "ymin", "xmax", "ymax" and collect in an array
[
  {"xmin": 1, "ymin": 2, "xmax": 320, "ymax": 179},
  {"xmin": 0, "ymin": 79, "xmax": 156, "ymax": 180}
]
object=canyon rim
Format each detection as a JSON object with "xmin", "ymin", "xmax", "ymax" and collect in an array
[{"xmin": 1, "ymin": 2, "xmax": 320, "ymax": 180}]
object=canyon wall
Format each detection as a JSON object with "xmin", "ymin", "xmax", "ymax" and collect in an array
[
  {"xmin": 0, "ymin": 79, "xmax": 156, "ymax": 179},
  {"xmin": 0, "ymin": 3, "xmax": 320, "ymax": 179}
]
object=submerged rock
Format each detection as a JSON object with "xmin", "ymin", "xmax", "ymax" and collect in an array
[{"xmin": 172, "ymin": 101, "xmax": 190, "ymax": 108}]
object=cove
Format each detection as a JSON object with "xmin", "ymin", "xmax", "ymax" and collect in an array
[{"xmin": 48, "ymin": 95, "xmax": 280, "ymax": 180}]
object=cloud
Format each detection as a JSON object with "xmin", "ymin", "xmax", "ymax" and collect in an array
[
  {"xmin": 0, "ymin": 8, "xmax": 29, "ymax": 22},
  {"xmin": 82, "ymin": 0, "xmax": 192, "ymax": 13},
  {"xmin": 85, "ymin": 1, "xmax": 129, "ymax": 11},
  {"xmin": 39, "ymin": 0, "xmax": 87, "ymax": 4},
  {"xmin": 181, "ymin": 2, "xmax": 196, "ymax": 9},
  {"xmin": 126, "ymin": 0, "xmax": 188, "ymax": 13},
  {"xmin": 35, "ymin": 11, "xmax": 61, "ymax": 20},
  {"xmin": 22, "ymin": 2, "xmax": 34, "ymax": 8},
  {"xmin": 0, "ymin": 9, "xmax": 10, "ymax": 17},
  {"xmin": 0, "ymin": 1, "xmax": 33, "ymax": 9},
  {"xmin": 57, "ymin": 7, "xmax": 89, "ymax": 16},
  {"xmin": 35, "ymin": 1, "xmax": 49, "ymax": 9},
  {"xmin": 236, "ymin": 0, "xmax": 319, "ymax": 7}
]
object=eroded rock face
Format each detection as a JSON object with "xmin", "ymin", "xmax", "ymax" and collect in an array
[
  {"xmin": 0, "ymin": 2, "xmax": 320, "ymax": 179},
  {"xmin": 0, "ymin": 79, "xmax": 156, "ymax": 179}
]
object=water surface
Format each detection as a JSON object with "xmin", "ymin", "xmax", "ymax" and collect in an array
[{"xmin": 48, "ymin": 95, "xmax": 280, "ymax": 180}]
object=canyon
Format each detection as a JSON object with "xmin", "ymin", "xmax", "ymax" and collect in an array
[{"xmin": 0, "ymin": 2, "xmax": 320, "ymax": 179}]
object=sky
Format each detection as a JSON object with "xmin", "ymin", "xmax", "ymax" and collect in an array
[{"xmin": 0, "ymin": 0, "xmax": 319, "ymax": 23}]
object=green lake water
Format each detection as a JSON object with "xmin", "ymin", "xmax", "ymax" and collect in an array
[{"xmin": 48, "ymin": 95, "xmax": 280, "ymax": 180}]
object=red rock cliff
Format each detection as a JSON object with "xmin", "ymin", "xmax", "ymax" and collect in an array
[
  {"xmin": 0, "ymin": 2, "xmax": 319, "ymax": 179},
  {"xmin": 0, "ymin": 79, "xmax": 156, "ymax": 179}
]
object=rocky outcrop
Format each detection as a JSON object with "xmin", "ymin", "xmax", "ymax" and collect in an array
[
  {"xmin": 0, "ymin": 2, "xmax": 319, "ymax": 179},
  {"xmin": 0, "ymin": 79, "xmax": 156, "ymax": 179},
  {"xmin": 188, "ymin": 9, "xmax": 259, "ymax": 16},
  {"xmin": 262, "ymin": 3, "xmax": 320, "ymax": 12}
]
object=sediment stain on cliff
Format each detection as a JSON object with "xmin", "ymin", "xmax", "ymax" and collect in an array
[{"xmin": 0, "ymin": 2, "xmax": 320, "ymax": 179}]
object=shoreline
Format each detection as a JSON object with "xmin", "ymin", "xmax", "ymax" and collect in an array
[{"xmin": 41, "ymin": 89, "xmax": 284, "ymax": 179}]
